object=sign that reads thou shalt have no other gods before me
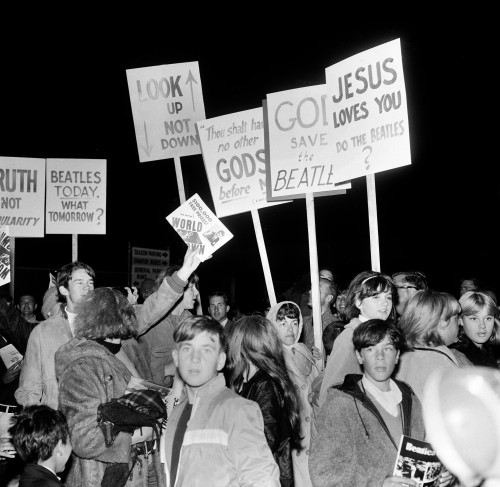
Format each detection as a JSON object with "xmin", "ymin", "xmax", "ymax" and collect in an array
[{"xmin": 166, "ymin": 194, "xmax": 233, "ymax": 261}]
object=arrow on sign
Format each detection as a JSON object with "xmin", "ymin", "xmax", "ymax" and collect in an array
[
  {"xmin": 185, "ymin": 70, "xmax": 198, "ymax": 111},
  {"xmin": 141, "ymin": 121, "xmax": 154, "ymax": 157}
]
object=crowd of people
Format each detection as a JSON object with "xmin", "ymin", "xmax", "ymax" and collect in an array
[{"xmin": 1, "ymin": 250, "xmax": 499, "ymax": 487}]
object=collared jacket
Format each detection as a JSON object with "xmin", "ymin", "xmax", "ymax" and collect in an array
[
  {"xmin": 161, "ymin": 373, "xmax": 280, "ymax": 487},
  {"xmin": 55, "ymin": 337, "xmax": 165, "ymax": 487},
  {"xmin": 309, "ymin": 374, "xmax": 425, "ymax": 487},
  {"xmin": 15, "ymin": 272, "xmax": 187, "ymax": 409}
]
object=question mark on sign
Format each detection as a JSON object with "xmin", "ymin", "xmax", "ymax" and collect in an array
[
  {"xmin": 96, "ymin": 208, "xmax": 104, "ymax": 225},
  {"xmin": 363, "ymin": 145, "xmax": 373, "ymax": 171}
]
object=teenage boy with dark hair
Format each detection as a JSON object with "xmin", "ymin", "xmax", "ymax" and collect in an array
[
  {"xmin": 310, "ymin": 319, "xmax": 425, "ymax": 487},
  {"xmin": 162, "ymin": 315, "xmax": 280, "ymax": 487},
  {"xmin": 9, "ymin": 405, "xmax": 72, "ymax": 487}
]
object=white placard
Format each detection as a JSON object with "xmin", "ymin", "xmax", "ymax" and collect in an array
[
  {"xmin": 126, "ymin": 61, "xmax": 206, "ymax": 162},
  {"xmin": 265, "ymin": 85, "xmax": 351, "ymax": 201},
  {"xmin": 325, "ymin": 38, "xmax": 411, "ymax": 182},
  {"xmin": 45, "ymin": 159, "xmax": 107, "ymax": 234},
  {"xmin": 166, "ymin": 194, "xmax": 233, "ymax": 262},
  {"xmin": 197, "ymin": 108, "xmax": 289, "ymax": 218},
  {"xmin": 0, "ymin": 156, "xmax": 45, "ymax": 237}
]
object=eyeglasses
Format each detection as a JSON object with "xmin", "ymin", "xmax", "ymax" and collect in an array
[{"xmin": 396, "ymin": 285, "xmax": 418, "ymax": 290}]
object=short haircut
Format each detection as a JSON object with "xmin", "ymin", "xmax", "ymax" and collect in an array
[
  {"xmin": 459, "ymin": 277, "xmax": 482, "ymax": 290},
  {"xmin": 153, "ymin": 265, "xmax": 198, "ymax": 293},
  {"xmin": 174, "ymin": 315, "xmax": 225, "ymax": 351},
  {"xmin": 208, "ymin": 290, "xmax": 229, "ymax": 305},
  {"xmin": 16, "ymin": 294, "xmax": 36, "ymax": 304},
  {"xmin": 276, "ymin": 302, "xmax": 300, "ymax": 322},
  {"xmin": 73, "ymin": 287, "xmax": 138, "ymax": 340},
  {"xmin": 353, "ymin": 319, "xmax": 404, "ymax": 352},
  {"xmin": 391, "ymin": 271, "xmax": 428, "ymax": 291},
  {"xmin": 344, "ymin": 271, "xmax": 396, "ymax": 321},
  {"xmin": 56, "ymin": 262, "xmax": 95, "ymax": 302},
  {"xmin": 9, "ymin": 405, "xmax": 69, "ymax": 463},
  {"xmin": 399, "ymin": 290, "xmax": 459, "ymax": 348}
]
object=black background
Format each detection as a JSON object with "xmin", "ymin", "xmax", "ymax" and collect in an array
[{"xmin": 1, "ymin": 10, "xmax": 498, "ymax": 313}]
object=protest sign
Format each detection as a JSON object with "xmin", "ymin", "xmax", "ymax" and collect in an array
[
  {"xmin": 0, "ymin": 225, "xmax": 10, "ymax": 286},
  {"xmin": 45, "ymin": 159, "xmax": 107, "ymax": 234},
  {"xmin": 130, "ymin": 246, "xmax": 170, "ymax": 285},
  {"xmin": 197, "ymin": 108, "xmax": 288, "ymax": 218},
  {"xmin": 265, "ymin": 85, "xmax": 351, "ymax": 201},
  {"xmin": 166, "ymin": 194, "xmax": 233, "ymax": 262},
  {"xmin": 325, "ymin": 38, "xmax": 410, "ymax": 183},
  {"xmin": 0, "ymin": 156, "xmax": 45, "ymax": 237},
  {"xmin": 126, "ymin": 61, "xmax": 205, "ymax": 163}
]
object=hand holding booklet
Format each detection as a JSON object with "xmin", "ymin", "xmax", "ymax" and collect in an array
[
  {"xmin": 126, "ymin": 376, "xmax": 171, "ymax": 397},
  {"xmin": 393, "ymin": 435, "xmax": 443, "ymax": 487}
]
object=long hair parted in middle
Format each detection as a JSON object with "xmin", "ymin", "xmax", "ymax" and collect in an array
[
  {"xmin": 73, "ymin": 287, "xmax": 138, "ymax": 340},
  {"xmin": 226, "ymin": 314, "xmax": 302, "ymax": 445}
]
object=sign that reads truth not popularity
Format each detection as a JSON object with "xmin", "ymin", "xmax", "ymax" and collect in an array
[
  {"xmin": 45, "ymin": 159, "xmax": 107, "ymax": 234},
  {"xmin": 166, "ymin": 194, "xmax": 233, "ymax": 262},
  {"xmin": 197, "ymin": 108, "xmax": 289, "ymax": 218},
  {"xmin": 265, "ymin": 85, "xmax": 351, "ymax": 201},
  {"xmin": 0, "ymin": 157, "xmax": 46, "ymax": 238},
  {"xmin": 126, "ymin": 61, "xmax": 206, "ymax": 162},
  {"xmin": 325, "ymin": 38, "xmax": 411, "ymax": 183}
]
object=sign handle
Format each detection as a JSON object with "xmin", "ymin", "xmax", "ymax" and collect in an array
[
  {"xmin": 9, "ymin": 236, "xmax": 15, "ymax": 299},
  {"xmin": 251, "ymin": 209, "xmax": 276, "ymax": 307},
  {"xmin": 366, "ymin": 174, "xmax": 381, "ymax": 272},
  {"xmin": 72, "ymin": 234, "xmax": 78, "ymax": 262},
  {"xmin": 174, "ymin": 156, "xmax": 186, "ymax": 204},
  {"xmin": 305, "ymin": 193, "xmax": 324, "ymax": 371}
]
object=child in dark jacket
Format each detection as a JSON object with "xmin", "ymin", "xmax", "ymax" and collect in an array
[
  {"xmin": 9, "ymin": 405, "xmax": 72, "ymax": 487},
  {"xmin": 310, "ymin": 319, "xmax": 428, "ymax": 487}
]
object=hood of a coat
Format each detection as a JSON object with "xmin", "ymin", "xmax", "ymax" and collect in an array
[
  {"xmin": 55, "ymin": 337, "xmax": 121, "ymax": 380},
  {"xmin": 266, "ymin": 301, "xmax": 303, "ymax": 347}
]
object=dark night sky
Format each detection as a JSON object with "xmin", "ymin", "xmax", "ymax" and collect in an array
[{"xmin": 1, "ymin": 11, "xmax": 498, "ymax": 312}]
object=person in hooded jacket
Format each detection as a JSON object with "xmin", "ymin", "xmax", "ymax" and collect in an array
[{"xmin": 267, "ymin": 301, "xmax": 319, "ymax": 487}]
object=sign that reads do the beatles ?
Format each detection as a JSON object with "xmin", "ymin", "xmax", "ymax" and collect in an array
[
  {"xmin": 126, "ymin": 61, "xmax": 206, "ymax": 162},
  {"xmin": 325, "ymin": 38, "xmax": 411, "ymax": 183},
  {"xmin": 45, "ymin": 159, "xmax": 107, "ymax": 234},
  {"xmin": 265, "ymin": 85, "xmax": 351, "ymax": 201},
  {"xmin": 0, "ymin": 157, "xmax": 46, "ymax": 238}
]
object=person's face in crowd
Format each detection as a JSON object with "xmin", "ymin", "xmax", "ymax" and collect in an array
[
  {"xmin": 336, "ymin": 291, "xmax": 347, "ymax": 315},
  {"xmin": 356, "ymin": 334, "xmax": 400, "ymax": 391},
  {"xmin": 18, "ymin": 295, "xmax": 37, "ymax": 318},
  {"xmin": 393, "ymin": 274, "xmax": 418, "ymax": 316},
  {"xmin": 356, "ymin": 290, "xmax": 392, "ymax": 321},
  {"xmin": 139, "ymin": 279, "xmax": 155, "ymax": 301},
  {"xmin": 460, "ymin": 280, "xmax": 477, "ymax": 296},
  {"xmin": 60, "ymin": 268, "xmax": 94, "ymax": 311},
  {"xmin": 181, "ymin": 282, "xmax": 199, "ymax": 311},
  {"xmin": 208, "ymin": 295, "xmax": 229, "ymax": 323},
  {"xmin": 460, "ymin": 308, "xmax": 495, "ymax": 348},
  {"xmin": 439, "ymin": 314, "xmax": 460, "ymax": 346},
  {"xmin": 173, "ymin": 330, "xmax": 225, "ymax": 389},
  {"xmin": 308, "ymin": 279, "xmax": 333, "ymax": 312},
  {"xmin": 276, "ymin": 316, "xmax": 299, "ymax": 346}
]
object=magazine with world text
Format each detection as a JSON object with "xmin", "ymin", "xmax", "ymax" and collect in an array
[{"xmin": 393, "ymin": 435, "xmax": 443, "ymax": 487}]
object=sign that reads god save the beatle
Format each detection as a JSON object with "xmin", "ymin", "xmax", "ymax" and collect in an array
[
  {"xmin": 45, "ymin": 159, "xmax": 107, "ymax": 234},
  {"xmin": 325, "ymin": 38, "xmax": 411, "ymax": 183},
  {"xmin": 197, "ymin": 108, "xmax": 288, "ymax": 218},
  {"xmin": 126, "ymin": 61, "xmax": 206, "ymax": 162},
  {"xmin": 265, "ymin": 85, "xmax": 351, "ymax": 201},
  {"xmin": 0, "ymin": 156, "xmax": 46, "ymax": 237},
  {"xmin": 166, "ymin": 194, "xmax": 233, "ymax": 262}
]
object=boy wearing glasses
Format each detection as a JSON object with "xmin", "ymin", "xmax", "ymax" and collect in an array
[{"xmin": 392, "ymin": 271, "xmax": 428, "ymax": 316}]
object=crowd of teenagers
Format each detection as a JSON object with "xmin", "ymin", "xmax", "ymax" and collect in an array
[{"xmin": 1, "ymin": 248, "xmax": 499, "ymax": 487}]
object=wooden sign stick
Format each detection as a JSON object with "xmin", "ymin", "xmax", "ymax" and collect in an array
[{"xmin": 366, "ymin": 174, "xmax": 381, "ymax": 272}]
